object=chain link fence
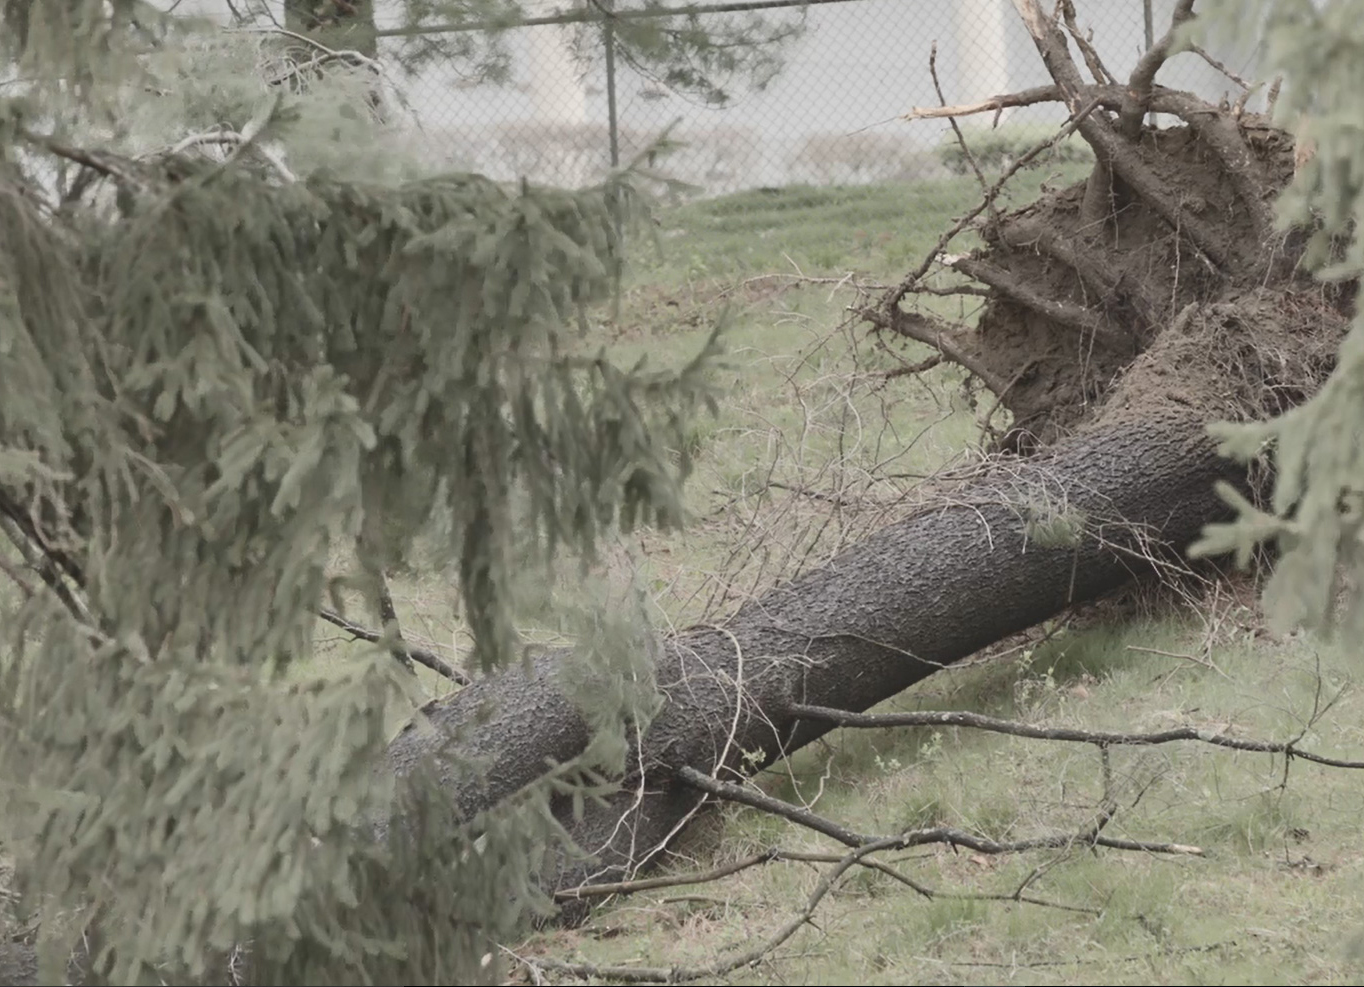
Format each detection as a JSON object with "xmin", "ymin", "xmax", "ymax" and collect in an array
[
  {"xmin": 385, "ymin": 0, "xmax": 1266, "ymax": 195},
  {"xmin": 170, "ymin": 1, "xmax": 1268, "ymax": 196}
]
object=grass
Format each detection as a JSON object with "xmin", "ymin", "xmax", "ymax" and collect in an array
[
  {"xmin": 542, "ymin": 616, "xmax": 1364, "ymax": 986},
  {"xmin": 316, "ymin": 164, "xmax": 1364, "ymax": 984}
]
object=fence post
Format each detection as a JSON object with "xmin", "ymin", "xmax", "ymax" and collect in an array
[
  {"xmin": 1143, "ymin": 0, "xmax": 1156, "ymax": 127},
  {"xmin": 603, "ymin": 0, "xmax": 621, "ymax": 170}
]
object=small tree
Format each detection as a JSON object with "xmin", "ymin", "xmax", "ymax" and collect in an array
[
  {"xmin": 1193, "ymin": 0, "xmax": 1364, "ymax": 633},
  {"xmin": 0, "ymin": 4, "xmax": 718, "ymax": 983}
]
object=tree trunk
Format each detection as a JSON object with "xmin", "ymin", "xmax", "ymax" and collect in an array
[{"xmin": 385, "ymin": 408, "xmax": 1248, "ymax": 904}]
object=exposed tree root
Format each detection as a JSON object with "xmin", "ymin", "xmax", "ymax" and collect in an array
[{"xmin": 882, "ymin": 0, "xmax": 1349, "ymax": 448}]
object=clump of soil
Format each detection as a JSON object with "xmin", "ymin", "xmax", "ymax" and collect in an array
[{"xmin": 952, "ymin": 115, "xmax": 1350, "ymax": 447}]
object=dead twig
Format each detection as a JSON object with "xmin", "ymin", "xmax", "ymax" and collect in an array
[
  {"xmin": 929, "ymin": 41, "xmax": 999, "ymax": 233},
  {"xmin": 1190, "ymin": 43, "xmax": 1252, "ymax": 90},
  {"xmin": 786, "ymin": 704, "xmax": 1364, "ymax": 770},
  {"xmin": 1060, "ymin": 0, "xmax": 1117, "ymax": 85},
  {"xmin": 883, "ymin": 94, "xmax": 1104, "ymax": 310},
  {"xmin": 532, "ymin": 837, "xmax": 908, "ymax": 983},
  {"xmin": 316, "ymin": 607, "xmax": 470, "ymax": 685},
  {"xmin": 675, "ymin": 766, "xmax": 1204, "ymax": 855},
  {"xmin": 553, "ymin": 843, "xmax": 1101, "ymax": 916}
]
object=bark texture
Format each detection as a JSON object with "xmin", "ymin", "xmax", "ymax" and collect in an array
[{"xmin": 386, "ymin": 409, "xmax": 1247, "ymax": 899}]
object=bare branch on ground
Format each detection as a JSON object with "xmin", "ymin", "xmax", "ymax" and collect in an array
[{"xmin": 786, "ymin": 704, "xmax": 1364, "ymax": 770}]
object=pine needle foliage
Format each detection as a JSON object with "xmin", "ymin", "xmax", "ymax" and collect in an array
[
  {"xmin": 0, "ymin": 5, "xmax": 716, "ymax": 983},
  {"xmin": 223, "ymin": 0, "xmax": 805, "ymax": 100},
  {"xmin": 1192, "ymin": 0, "xmax": 1364, "ymax": 635}
]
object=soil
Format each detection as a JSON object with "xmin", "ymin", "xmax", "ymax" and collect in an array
[{"xmin": 956, "ymin": 114, "xmax": 1351, "ymax": 447}]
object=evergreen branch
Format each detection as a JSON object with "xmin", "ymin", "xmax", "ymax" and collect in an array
[
  {"xmin": 0, "ymin": 501, "xmax": 107, "ymax": 645},
  {"xmin": 0, "ymin": 515, "xmax": 91, "ymax": 623},
  {"xmin": 16, "ymin": 130, "xmax": 146, "ymax": 190},
  {"xmin": 787, "ymin": 704, "xmax": 1364, "ymax": 769},
  {"xmin": 0, "ymin": 547, "xmax": 36, "ymax": 599},
  {"xmin": 152, "ymin": 130, "xmax": 298, "ymax": 183},
  {"xmin": 0, "ymin": 488, "xmax": 86, "ymax": 590},
  {"xmin": 316, "ymin": 607, "xmax": 470, "ymax": 685},
  {"xmin": 213, "ymin": 94, "xmax": 298, "ymax": 183}
]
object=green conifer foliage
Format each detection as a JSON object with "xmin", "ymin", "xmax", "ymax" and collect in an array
[
  {"xmin": 0, "ymin": 4, "xmax": 716, "ymax": 982},
  {"xmin": 1193, "ymin": 0, "xmax": 1364, "ymax": 634}
]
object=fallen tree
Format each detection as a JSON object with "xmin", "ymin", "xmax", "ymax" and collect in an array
[
  {"xmin": 384, "ymin": 0, "xmax": 1352, "ymax": 922},
  {"xmin": 388, "ymin": 409, "xmax": 1248, "ymax": 903}
]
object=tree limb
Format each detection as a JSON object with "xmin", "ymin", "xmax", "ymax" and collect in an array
[
  {"xmin": 862, "ymin": 306, "xmax": 1009, "ymax": 397},
  {"xmin": 949, "ymin": 256, "xmax": 1117, "ymax": 343},
  {"xmin": 1060, "ymin": 0, "xmax": 1116, "ymax": 85},
  {"xmin": 675, "ymin": 766, "xmax": 1205, "ymax": 855},
  {"xmin": 1118, "ymin": 0, "xmax": 1197, "ymax": 140},
  {"xmin": 787, "ymin": 704, "xmax": 1364, "ymax": 769},
  {"xmin": 907, "ymin": 83, "xmax": 1124, "ymax": 120},
  {"xmin": 996, "ymin": 216, "xmax": 1157, "ymax": 337},
  {"xmin": 316, "ymin": 607, "xmax": 471, "ymax": 685}
]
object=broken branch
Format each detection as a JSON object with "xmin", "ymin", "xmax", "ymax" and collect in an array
[
  {"xmin": 950, "ymin": 256, "xmax": 1115, "ymax": 342},
  {"xmin": 676, "ymin": 766, "xmax": 1205, "ymax": 855},
  {"xmin": 888, "ymin": 95, "xmax": 1105, "ymax": 304},
  {"xmin": 316, "ymin": 607, "xmax": 470, "ymax": 685},
  {"xmin": 1060, "ymin": 0, "xmax": 1117, "ymax": 85},
  {"xmin": 1118, "ymin": 0, "xmax": 1197, "ymax": 139},
  {"xmin": 787, "ymin": 704, "xmax": 1364, "ymax": 769}
]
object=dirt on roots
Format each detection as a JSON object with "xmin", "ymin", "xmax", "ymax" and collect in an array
[{"xmin": 955, "ymin": 116, "xmax": 1349, "ymax": 447}]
